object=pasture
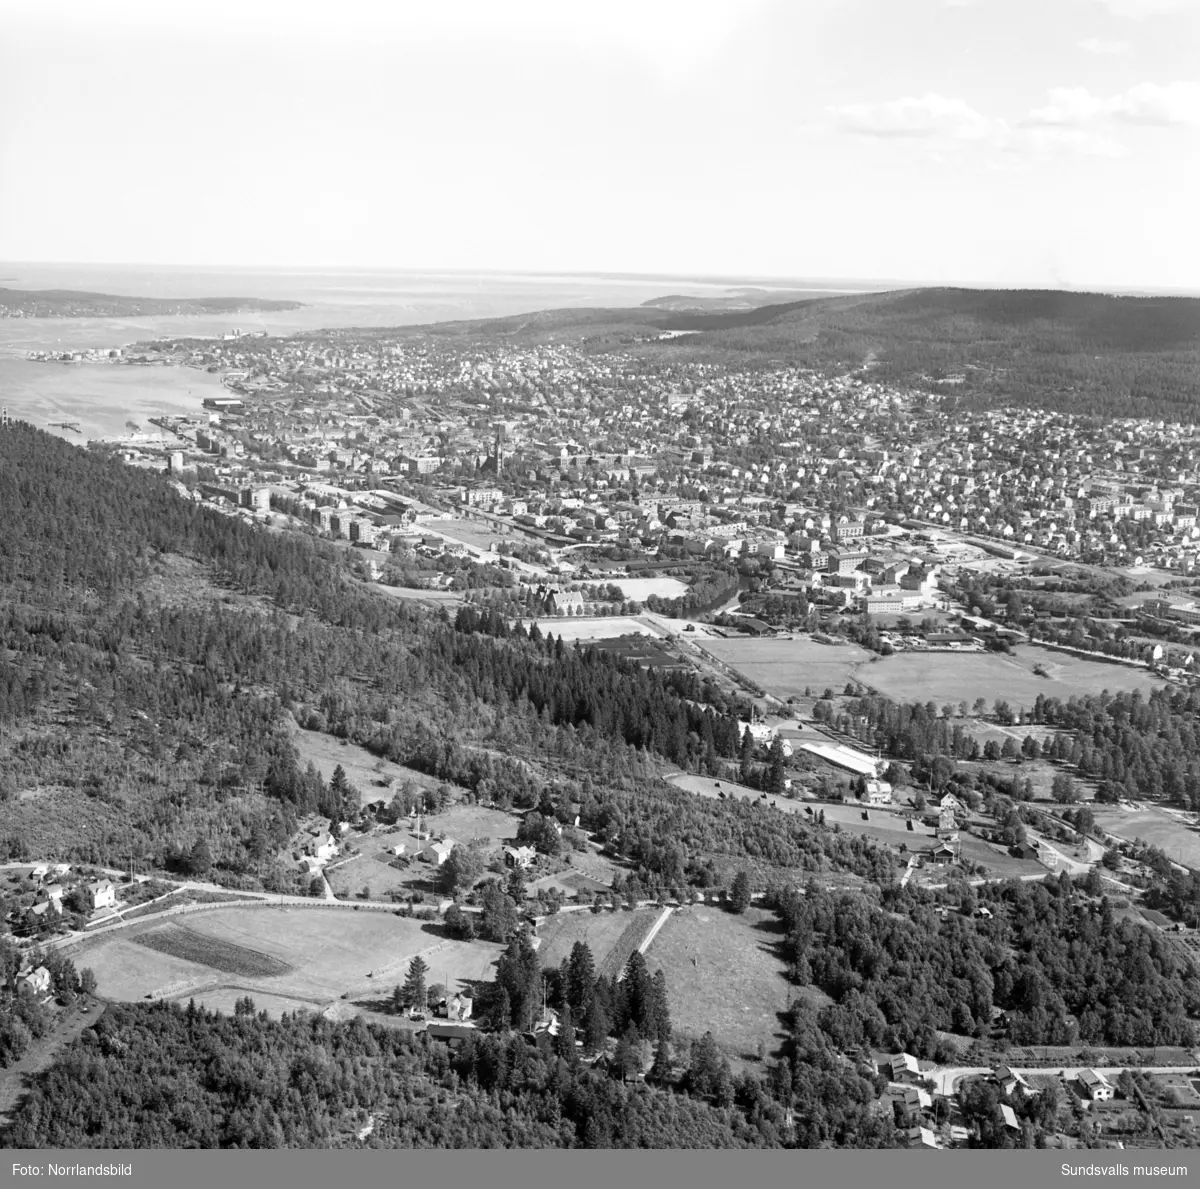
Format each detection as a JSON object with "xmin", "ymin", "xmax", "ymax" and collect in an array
[
  {"xmin": 1093, "ymin": 805, "xmax": 1200, "ymax": 871},
  {"xmin": 700, "ymin": 636, "xmax": 874, "ymax": 701},
  {"xmin": 643, "ymin": 905, "xmax": 792, "ymax": 1063},
  {"xmin": 76, "ymin": 906, "xmax": 505, "ymax": 1013}
]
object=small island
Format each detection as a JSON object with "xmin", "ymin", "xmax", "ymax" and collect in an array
[{"xmin": 0, "ymin": 287, "xmax": 304, "ymax": 319}]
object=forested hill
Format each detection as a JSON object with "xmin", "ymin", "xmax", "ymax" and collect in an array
[
  {"xmin": 0, "ymin": 287, "xmax": 301, "ymax": 317},
  {"xmin": 0, "ymin": 423, "xmax": 888, "ymax": 891},
  {"xmin": 657, "ymin": 287, "xmax": 1200, "ymax": 422},
  {"xmin": 385, "ymin": 286, "xmax": 1200, "ymax": 421}
]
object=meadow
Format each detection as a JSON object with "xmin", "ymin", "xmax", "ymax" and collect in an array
[
  {"xmin": 532, "ymin": 906, "xmax": 661, "ymax": 973},
  {"xmin": 1093, "ymin": 805, "xmax": 1200, "ymax": 871},
  {"xmin": 643, "ymin": 905, "xmax": 792, "ymax": 1063},
  {"xmin": 289, "ymin": 724, "xmax": 456, "ymax": 806}
]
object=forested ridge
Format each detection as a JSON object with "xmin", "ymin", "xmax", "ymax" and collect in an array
[
  {"xmin": 436, "ymin": 288, "xmax": 1200, "ymax": 421},
  {"xmin": 778, "ymin": 880, "xmax": 1200, "ymax": 1058},
  {"xmin": 0, "ymin": 423, "xmax": 887, "ymax": 892}
]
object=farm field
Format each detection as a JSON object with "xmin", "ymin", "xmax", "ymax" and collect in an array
[
  {"xmin": 533, "ymin": 906, "xmax": 660, "ymax": 973},
  {"xmin": 1093, "ymin": 805, "xmax": 1200, "ymax": 871},
  {"xmin": 74, "ymin": 906, "xmax": 506, "ymax": 1012},
  {"xmin": 643, "ymin": 905, "xmax": 791, "ymax": 1063},
  {"xmin": 700, "ymin": 637, "xmax": 874, "ymax": 700},
  {"xmin": 866, "ymin": 645, "xmax": 1163, "ymax": 709},
  {"xmin": 528, "ymin": 616, "xmax": 655, "ymax": 642}
]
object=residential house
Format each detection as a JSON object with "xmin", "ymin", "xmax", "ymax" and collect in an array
[
  {"xmin": 503, "ymin": 845, "xmax": 537, "ymax": 870},
  {"xmin": 87, "ymin": 879, "xmax": 117, "ymax": 911},
  {"xmin": 421, "ymin": 839, "xmax": 457, "ymax": 866},
  {"xmin": 18, "ymin": 966, "xmax": 52, "ymax": 996},
  {"xmin": 1077, "ymin": 1069, "xmax": 1115, "ymax": 1102}
]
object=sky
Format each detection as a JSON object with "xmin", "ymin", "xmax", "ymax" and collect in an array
[{"xmin": 0, "ymin": 0, "xmax": 1197, "ymax": 289}]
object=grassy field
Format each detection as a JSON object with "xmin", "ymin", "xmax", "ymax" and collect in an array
[
  {"xmin": 533, "ymin": 907, "xmax": 660, "ymax": 972},
  {"xmin": 76, "ymin": 906, "xmax": 505, "ymax": 1012},
  {"xmin": 289, "ymin": 725, "xmax": 455, "ymax": 807},
  {"xmin": 867, "ymin": 645, "xmax": 1163, "ymax": 708},
  {"xmin": 1093, "ymin": 805, "xmax": 1200, "ymax": 871},
  {"xmin": 643, "ymin": 905, "xmax": 792, "ymax": 1063},
  {"xmin": 700, "ymin": 637, "xmax": 874, "ymax": 700},
  {"xmin": 704, "ymin": 636, "xmax": 1164, "ymax": 710}
]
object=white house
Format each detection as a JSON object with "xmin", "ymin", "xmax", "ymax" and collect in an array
[
  {"xmin": 421, "ymin": 839, "xmax": 457, "ymax": 866},
  {"xmin": 1077, "ymin": 1069, "xmax": 1115, "ymax": 1102},
  {"xmin": 87, "ymin": 879, "xmax": 117, "ymax": 911}
]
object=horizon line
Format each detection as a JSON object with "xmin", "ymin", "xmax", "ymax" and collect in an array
[{"xmin": 1, "ymin": 261, "xmax": 1198, "ymax": 299}]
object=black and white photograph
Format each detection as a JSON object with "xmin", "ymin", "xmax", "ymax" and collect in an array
[{"xmin": 1, "ymin": 0, "xmax": 1200, "ymax": 1176}]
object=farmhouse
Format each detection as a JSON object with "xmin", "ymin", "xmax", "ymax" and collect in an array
[
  {"xmin": 928, "ymin": 840, "xmax": 958, "ymax": 865},
  {"xmin": 503, "ymin": 845, "xmax": 537, "ymax": 870},
  {"xmin": 421, "ymin": 838, "xmax": 457, "ymax": 866},
  {"xmin": 304, "ymin": 831, "xmax": 339, "ymax": 862},
  {"xmin": 18, "ymin": 966, "xmax": 52, "ymax": 996},
  {"xmin": 1000, "ymin": 1104, "xmax": 1020, "ymax": 1132},
  {"xmin": 444, "ymin": 993, "xmax": 473, "ymax": 1022}
]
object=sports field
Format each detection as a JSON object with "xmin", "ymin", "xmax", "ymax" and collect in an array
[
  {"xmin": 77, "ymin": 906, "xmax": 505, "ymax": 1012},
  {"xmin": 700, "ymin": 637, "xmax": 874, "ymax": 699},
  {"xmin": 867, "ymin": 645, "xmax": 1162, "ymax": 708},
  {"xmin": 704, "ymin": 635, "xmax": 1163, "ymax": 710}
]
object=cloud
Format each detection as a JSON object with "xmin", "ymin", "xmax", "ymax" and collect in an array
[
  {"xmin": 1092, "ymin": 0, "xmax": 1193, "ymax": 17},
  {"xmin": 1009, "ymin": 126, "xmax": 1127, "ymax": 158},
  {"xmin": 827, "ymin": 93, "xmax": 995, "ymax": 140},
  {"xmin": 1079, "ymin": 36, "xmax": 1132, "ymax": 53},
  {"xmin": 1027, "ymin": 82, "xmax": 1200, "ymax": 127}
]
